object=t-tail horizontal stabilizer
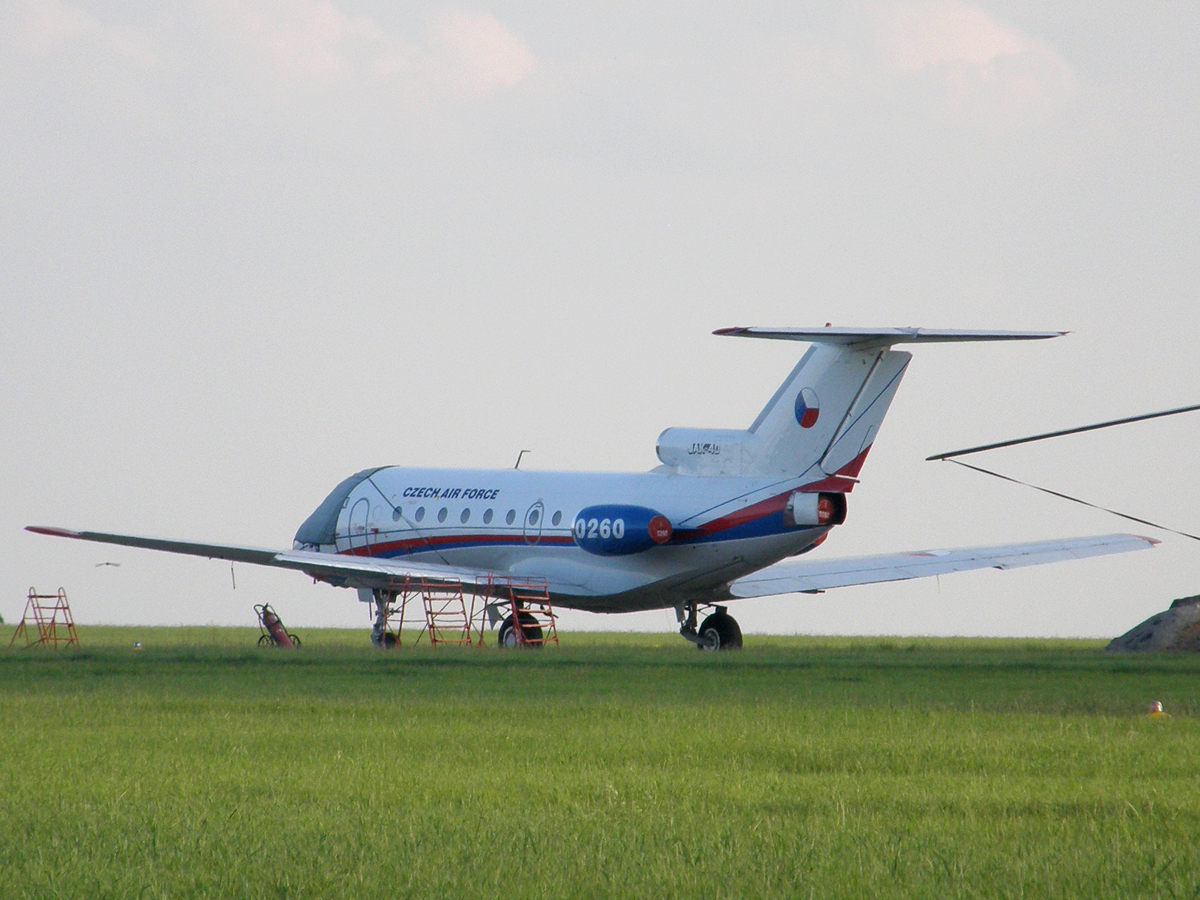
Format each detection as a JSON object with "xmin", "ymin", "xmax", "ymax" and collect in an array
[{"xmin": 714, "ymin": 327, "xmax": 1066, "ymax": 347}]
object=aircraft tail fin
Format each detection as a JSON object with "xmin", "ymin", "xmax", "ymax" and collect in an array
[
  {"xmin": 656, "ymin": 328, "xmax": 1062, "ymax": 483},
  {"xmin": 742, "ymin": 340, "xmax": 911, "ymax": 483}
]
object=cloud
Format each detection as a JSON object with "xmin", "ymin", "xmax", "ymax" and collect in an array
[
  {"xmin": 5, "ymin": 0, "xmax": 157, "ymax": 68},
  {"xmin": 873, "ymin": 0, "xmax": 1031, "ymax": 73},
  {"xmin": 421, "ymin": 10, "xmax": 536, "ymax": 99},
  {"xmin": 210, "ymin": 0, "xmax": 536, "ymax": 99},
  {"xmin": 869, "ymin": 1, "xmax": 1073, "ymax": 126},
  {"xmin": 753, "ymin": 2, "xmax": 1072, "ymax": 130},
  {"xmin": 209, "ymin": 0, "xmax": 403, "ymax": 86}
]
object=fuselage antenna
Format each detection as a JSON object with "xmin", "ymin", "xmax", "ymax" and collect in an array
[{"xmin": 514, "ymin": 450, "xmax": 531, "ymax": 470}]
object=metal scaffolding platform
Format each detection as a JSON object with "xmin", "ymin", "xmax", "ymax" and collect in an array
[
  {"xmin": 480, "ymin": 575, "xmax": 559, "ymax": 649},
  {"xmin": 369, "ymin": 575, "xmax": 558, "ymax": 649},
  {"xmin": 8, "ymin": 588, "xmax": 79, "ymax": 649}
]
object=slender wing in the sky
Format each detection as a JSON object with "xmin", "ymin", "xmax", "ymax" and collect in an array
[
  {"xmin": 727, "ymin": 534, "xmax": 1157, "ymax": 598},
  {"xmin": 25, "ymin": 526, "xmax": 488, "ymax": 591}
]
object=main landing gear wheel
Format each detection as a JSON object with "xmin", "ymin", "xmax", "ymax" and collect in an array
[
  {"xmin": 677, "ymin": 602, "xmax": 743, "ymax": 651},
  {"xmin": 697, "ymin": 611, "xmax": 742, "ymax": 651},
  {"xmin": 371, "ymin": 630, "xmax": 398, "ymax": 648},
  {"xmin": 498, "ymin": 612, "xmax": 543, "ymax": 649}
]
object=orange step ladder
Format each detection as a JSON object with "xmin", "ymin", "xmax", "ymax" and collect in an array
[
  {"xmin": 8, "ymin": 588, "xmax": 80, "ymax": 649},
  {"xmin": 478, "ymin": 575, "xmax": 559, "ymax": 648},
  {"xmin": 422, "ymin": 580, "xmax": 480, "ymax": 647}
]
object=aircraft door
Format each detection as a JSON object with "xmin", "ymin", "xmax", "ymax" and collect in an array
[
  {"xmin": 523, "ymin": 500, "xmax": 545, "ymax": 545},
  {"xmin": 348, "ymin": 497, "xmax": 370, "ymax": 551}
]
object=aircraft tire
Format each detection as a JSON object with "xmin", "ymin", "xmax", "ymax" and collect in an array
[
  {"xmin": 697, "ymin": 612, "xmax": 742, "ymax": 651},
  {"xmin": 498, "ymin": 613, "xmax": 543, "ymax": 649},
  {"xmin": 372, "ymin": 631, "xmax": 398, "ymax": 648}
]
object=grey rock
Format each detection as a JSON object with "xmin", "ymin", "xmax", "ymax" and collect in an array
[{"xmin": 1107, "ymin": 599, "xmax": 1200, "ymax": 652}]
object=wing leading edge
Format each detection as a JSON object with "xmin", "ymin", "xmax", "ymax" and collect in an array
[
  {"xmin": 727, "ymin": 534, "xmax": 1158, "ymax": 598},
  {"xmin": 24, "ymin": 526, "xmax": 487, "ymax": 591}
]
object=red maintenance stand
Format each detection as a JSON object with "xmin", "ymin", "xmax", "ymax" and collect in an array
[
  {"xmin": 9, "ymin": 588, "xmax": 80, "ymax": 649},
  {"xmin": 368, "ymin": 576, "xmax": 559, "ymax": 649}
]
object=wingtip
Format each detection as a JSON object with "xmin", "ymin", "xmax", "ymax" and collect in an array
[
  {"xmin": 26, "ymin": 526, "xmax": 82, "ymax": 538},
  {"xmin": 713, "ymin": 327, "xmax": 748, "ymax": 336},
  {"xmin": 1122, "ymin": 534, "xmax": 1161, "ymax": 547}
]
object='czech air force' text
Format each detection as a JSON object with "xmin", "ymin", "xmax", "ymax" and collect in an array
[{"xmin": 402, "ymin": 486, "xmax": 501, "ymax": 500}]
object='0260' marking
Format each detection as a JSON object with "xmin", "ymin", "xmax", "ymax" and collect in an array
[{"xmin": 574, "ymin": 517, "xmax": 626, "ymax": 540}]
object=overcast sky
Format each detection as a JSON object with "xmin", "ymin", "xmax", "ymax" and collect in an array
[{"xmin": 4, "ymin": 0, "xmax": 1198, "ymax": 638}]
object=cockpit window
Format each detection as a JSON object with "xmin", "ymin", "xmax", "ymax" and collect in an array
[{"xmin": 293, "ymin": 467, "xmax": 384, "ymax": 546}]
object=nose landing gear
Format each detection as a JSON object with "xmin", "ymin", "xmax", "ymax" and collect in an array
[{"xmin": 677, "ymin": 603, "xmax": 743, "ymax": 651}]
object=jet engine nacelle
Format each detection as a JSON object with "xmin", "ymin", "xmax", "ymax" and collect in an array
[
  {"xmin": 655, "ymin": 428, "xmax": 760, "ymax": 476},
  {"xmin": 786, "ymin": 491, "xmax": 847, "ymax": 527},
  {"xmin": 573, "ymin": 505, "xmax": 674, "ymax": 556}
]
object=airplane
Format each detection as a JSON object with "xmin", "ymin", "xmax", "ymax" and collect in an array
[{"xmin": 27, "ymin": 327, "xmax": 1157, "ymax": 650}]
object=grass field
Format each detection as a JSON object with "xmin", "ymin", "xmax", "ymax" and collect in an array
[{"xmin": 3, "ymin": 628, "xmax": 1200, "ymax": 899}]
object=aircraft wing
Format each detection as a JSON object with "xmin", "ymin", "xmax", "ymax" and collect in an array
[
  {"xmin": 25, "ymin": 526, "xmax": 489, "ymax": 590},
  {"xmin": 727, "ymin": 533, "xmax": 1158, "ymax": 599}
]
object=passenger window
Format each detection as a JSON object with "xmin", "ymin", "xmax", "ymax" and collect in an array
[
  {"xmin": 506, "ymin": 509, "xmax": 516, "ymax": 525},
  {"xmin": 438, "ymin": 507, "xmax": 448, "ymax": 523},
  {"xmin": 529, "ymin": 509, "xmax": 540, "ymax": 526},
  {"xmin": 483, "ymin": 509, "xmax": 493, "ymax": 524},
  {"xmin": 415, "ymin": 507, "xmax": 425, "ymax": 522},
  {"xmin": 551, "ymin": 511, "xmax": 562, "ymax": 526},
  {"xmin": 392, "ymin": 507, "xmax": 402, "ymax": 522},
  {"xmin": 460, "ymin": 508, "xmax": 470, "ymax": 524}
]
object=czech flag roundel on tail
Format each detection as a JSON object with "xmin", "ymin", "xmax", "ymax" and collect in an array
[{"xmin": 794, "ymin": 388, "xmax": 820, "ymax": 428}]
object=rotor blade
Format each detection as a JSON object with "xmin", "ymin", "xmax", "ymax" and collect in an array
[
  {"xmin": 943, "ymin": 459, "xmax": 1200, "ymax": 543},
  {"xmin": 927, "ymin": 402, "xmax": 1200, "ymax": 460}
]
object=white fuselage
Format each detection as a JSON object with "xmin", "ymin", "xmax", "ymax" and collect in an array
[{"xmin": 300, "ymin": 466, "xmax": 834, "ymax": 613}]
